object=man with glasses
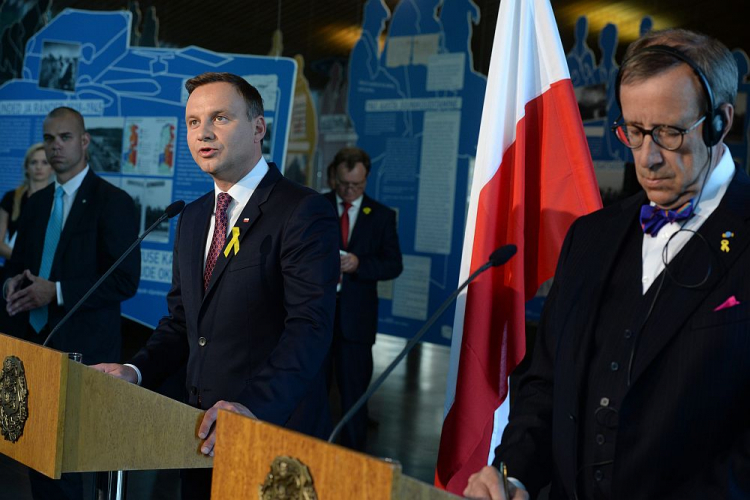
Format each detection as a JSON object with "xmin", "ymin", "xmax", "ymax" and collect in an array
[
  {"xmin": 465, "ymin": 29, "xmax": 749, "ymax": 500},
  {"xmin": 324, "ymin": 147, "xmax": 402, "ymax": 450}
]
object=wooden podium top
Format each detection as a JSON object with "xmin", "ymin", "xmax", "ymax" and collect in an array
[
  {"xmin": 0, "ymin": 333, "xmax": 212, "ymax": 478},
  {"xmin": 211, "ymin": 410, "xmax": 460, "ymax": 499}
]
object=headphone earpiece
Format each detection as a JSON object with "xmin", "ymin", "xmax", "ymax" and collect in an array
[{"xmin": 706, "ymin": 108, "xmax": 726, "ymax": 147}]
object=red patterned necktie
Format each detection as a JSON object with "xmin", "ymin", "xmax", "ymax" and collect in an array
[
  {"xmin": 340, "ymin": 202, "xmax": 352, "ymax": 250},
  {"xmin": 204, "ymin": 192, "xmax": 232, "ymax": 290}
]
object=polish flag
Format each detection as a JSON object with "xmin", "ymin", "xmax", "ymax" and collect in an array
[{"xmin": 435, "ymin": 0, "xmax": 602, "ymax": 494}]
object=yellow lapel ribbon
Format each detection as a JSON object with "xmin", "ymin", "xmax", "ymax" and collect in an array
[
  {"xmin": 363, "ymin": 207, "xmax": 372, "ymax": 215},
  {"xmin": 224, "ymin": 227, "xmax": 240, "ymax": 257}
]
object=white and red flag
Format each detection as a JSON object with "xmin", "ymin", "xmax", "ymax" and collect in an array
[{"xmin": 435, "ymin": 0, "xmax": 602, "ymax": 493}]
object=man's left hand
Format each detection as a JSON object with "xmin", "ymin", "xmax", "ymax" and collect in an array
[
  {"xmin": 6, "ymin": 270, "xmax": 56, "ymax": 316},
  {"xmin": 341, "ymin": 253, "xmax": 359, "ymax": 274},
  {"xmin": 197, "ymin": 400, "xmax": 255, "ymax": 456}
]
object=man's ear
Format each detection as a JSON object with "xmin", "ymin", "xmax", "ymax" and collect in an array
[
  {"xmin": 717, "ymin": 103, "xmax": 734, "ymax": 143},
  {"xmin": 254, "ymin": 116, "xmax": 266, "ymax": 144}
]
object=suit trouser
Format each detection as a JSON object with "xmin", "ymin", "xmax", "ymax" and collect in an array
[
  {"xmin": 28, "ymin": 469, "xmax": 89, "ymax": 500},
  {"xmin": 329, "ymin": 303, "xmax": 374, "ymax": 451},
  {"xmin": 180, "ymin": 467, "xmax": 212, "ymax": 500}
]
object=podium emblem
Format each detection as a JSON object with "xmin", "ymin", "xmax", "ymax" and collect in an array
[
  {"xmin": 259, "ymin": 455, "xmax": 318, "ymax": 500},
  {"xmin": 0, "ymin": 355, "xmax": 29, "ymax": 443}
]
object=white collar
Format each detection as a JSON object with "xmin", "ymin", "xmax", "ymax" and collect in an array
[
  {"xmin": 55, "ymin": 165, "xmax": 89, "ymax": 196},
  {"xmin": 335, "ymin": 193, "xmax": 364, "ymax": 209},
  {"xmin": 213, "ymin": 157, "xmax": 270, "ymax": 205}
]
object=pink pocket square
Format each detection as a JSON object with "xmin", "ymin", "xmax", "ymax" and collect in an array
[{"xmin": 714, "ymin": 295, "xmax": 741, "ymax": 312}]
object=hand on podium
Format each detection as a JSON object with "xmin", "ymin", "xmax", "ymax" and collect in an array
[
  {"xmin": 91, "ymin": 363, "xmax": 139, "ymax": 384},
  {"xmin": 463, "ymin": 465, "xmax": 529, "ymax": 500},
  {"xmin": 197, "ymin": 400, "xmax": 256, "ymax": 457}
]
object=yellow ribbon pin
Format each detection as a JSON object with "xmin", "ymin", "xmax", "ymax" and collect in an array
[
  {"xmin": 363, "ymin": 207, "xmax": 371, "ymax": 215},
  {"xmin": 224, "ymin": 227, "xmax": 240, "ymax": 257},
  {"xmin": 720, "ymin": 239, "xmax": 730, "ymax": 253}
]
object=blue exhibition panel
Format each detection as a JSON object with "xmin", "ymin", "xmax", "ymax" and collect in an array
[{"xmin": 0, "ymin": 9, "xmax": 296, "ymax": 327}]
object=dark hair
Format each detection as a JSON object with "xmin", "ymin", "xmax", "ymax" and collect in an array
[
  {"xmin": 620, "ymin": 29, "xmax": 737, "ymax": 108},
  {"xmin": 46, "ymin": 106, "xmax": 86, "ymax": 133},
  {"xmin": 328, "ymin": 147, "xmax": 371, "ymax": 177},
  {"xmin": 185, "ymin": 72, "xmax": 264, "ymax": 119}
]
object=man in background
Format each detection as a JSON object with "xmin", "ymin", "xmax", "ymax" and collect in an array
[
  {"xmin": 325, "ymin": 147, "xmax": 402, "ymax": 450},
  {"xmin": 3, "ymin": 106, "xmax": 140, "ymax": 499}
]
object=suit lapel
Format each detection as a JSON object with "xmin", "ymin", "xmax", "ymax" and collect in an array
[
  {"xmin": 53, "ymin": 170, "xmax": 95, "ymax": 273},
  {"xmin": 570, "ymin": 193, "xmax": 646, "ymax": 395},
  {"xmin": 30, "ymin": 184, "xmax": 55, "ymax": 273},
  {"xmin": 203, "ymin": 166, "xmax": 281, "ymax": 298},
  {"xmin": 190, "ymin": 193, "xmax": 214, "ymax": 306},
  {"xmin": 629, "ymin": 169, "xmax": 750, "ymax": 385},
  {"xmin": 348, "ymin": 194, "xmax": 372, "ymax": 250}
]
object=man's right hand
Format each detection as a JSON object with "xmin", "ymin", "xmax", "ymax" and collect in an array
[
  {"xmin": 463, "ymin": 466, "xmax": 529, "ymax": 500},
  {"xmin": 91, "ymin": 363, "xmax": 138, "ymax": 384},
  {"xmin": 3, "ymin": 273, "xmax": 27, "ymax": 300}
]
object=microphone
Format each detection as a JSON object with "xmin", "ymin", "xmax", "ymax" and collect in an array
[
  {"xmin": 43, "ymin": 200, "xmax": 186, "ymax": 348},
  {"xmin": 328, "ymin": 244, "xmax": 517, "ymax": 444}
]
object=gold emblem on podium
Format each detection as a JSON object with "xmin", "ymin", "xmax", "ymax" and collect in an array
[
  {"xmin": 259, "ymin": 455, "xmax": 318, "ymax": 500},
  {"xmin": 0, "ymin": 355, "xmax": 29, "ymax": 443}
]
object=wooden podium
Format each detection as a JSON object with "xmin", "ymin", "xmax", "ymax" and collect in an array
[
  {"xmin": 0, "ymin": 333, "xmax": 212, "ymax": 479},
  {"xmin": 211, "ymin": 410, "xmax": 460, "ymax": 499}
]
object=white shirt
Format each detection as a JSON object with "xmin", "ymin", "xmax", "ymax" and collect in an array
[
  {"xmin": 335, "ymin": 193, "xmax": 363, "ymax": 292},
  {"xmin": 641, "ymin": 147, "xmax": 734, "ymax": 293},
  {"xmin": 129, "ymin": 159, "xmax": 271, "ymax": 386},
  {"xmin": 54, "ymin": 165, "xmax": 90, "ymax": 305},
  {"xmin": 204, "ymin": 158, "xmax": 269, "ymax": 268}
]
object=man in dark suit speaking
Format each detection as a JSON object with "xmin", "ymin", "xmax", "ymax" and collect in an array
[
  {"xmin": 95, "ymin": 73, "xmax": 339, "ymax": 500},
  {"xmin": 324, "ymin": 147, "xmax": 402, "ymax": 450},
  {"xmin": 465, "ymin": 29, "xmax": 749, "ymax": 499}
]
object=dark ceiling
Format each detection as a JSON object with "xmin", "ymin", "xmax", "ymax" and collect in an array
[{"xmin": 10, "ymin": 0, "xmax": 750, "ymax": 89}]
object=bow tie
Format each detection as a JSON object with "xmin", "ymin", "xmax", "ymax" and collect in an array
[{"xmin": 640, "ymin": 200, "xmax": 694, "ymax": 236}]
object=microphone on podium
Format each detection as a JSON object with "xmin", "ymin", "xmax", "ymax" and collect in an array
[
  {"xmin": 328, "ymin": 244, "xmax": 517, "ymax": 444},
  {"xmin": 43, "ymin": 200, "xmax": 186, "ymax": 348}
]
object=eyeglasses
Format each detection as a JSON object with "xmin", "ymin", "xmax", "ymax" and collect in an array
[
  {"xmin": 336, "ymin": 179, "xmax": 366, "ymax": 190},
  {"xmin": 611, "ymin": 115, "xmax": 706, "ymax": 151}
]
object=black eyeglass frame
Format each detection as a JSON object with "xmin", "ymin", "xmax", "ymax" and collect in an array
[{"xmin": 611, "ymin": 114, "xmax": 707, "ymax": 151}]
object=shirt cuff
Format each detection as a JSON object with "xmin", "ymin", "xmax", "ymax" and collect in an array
[
  {"xmin": 56, "ymin": 282, "xmax": 63, "ymax": 306},
  {"xmin": 123, "ymin": 363, "xmax": 142, "ymax": 385},
  {"xmin": 508, "ymin": 477, "xmax": 527, "ymax": 493}
]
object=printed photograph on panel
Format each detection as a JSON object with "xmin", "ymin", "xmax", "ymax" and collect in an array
[
  {"xmin": 121, "ymin": 177, "xmax": 173, "ymax": 243},
  {"xmin": 121, "ymin": 117, "xmax": 178, "ymax": 176},
  {"xmin": 87, "ymin": 117, "xmax": 125, "ymax": 174},
  {"xmin": 39, "ymin": 41, "xmax": 80, "ymax": 92}
]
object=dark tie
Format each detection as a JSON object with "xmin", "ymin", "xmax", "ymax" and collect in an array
[
  {"xmin": 204, "ymin": 192, "xmax": 232, "ymax": 290},
  {"xmin": 340, "ymin": 202, "xmax": 352, "ymax": 250},
  {"xmin": 640, "ymin": 199, "xmax": 694, "ymax": 236},
  {"xmin": 30, "ymin": 186, "xmax": 64, "ymax": 333}
]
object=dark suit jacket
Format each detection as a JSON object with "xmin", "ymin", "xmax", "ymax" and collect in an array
[
  {"xmin": 495, "ymin": 168, "xmax": 750, "ymax": 499},
  {"xmin": 5, "ymin": 169, "xmax": 140, "ymax": 364},
  {"xmin": 131, "ymin": 166, "xmax": 339, "ymax": 438},
  {"xmin": 325, "ymin": 191, "xmax": 402, "ymax": 344}
]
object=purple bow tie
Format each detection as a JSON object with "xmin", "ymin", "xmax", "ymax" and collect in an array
[{"xmin": 640, "ymin": 200, "xmax": 694, "ymax": 236}]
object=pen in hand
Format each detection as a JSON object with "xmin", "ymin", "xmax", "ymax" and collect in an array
[{"xmin": 499, "ymin": 461, "xmax": 510, "ymax": 499}]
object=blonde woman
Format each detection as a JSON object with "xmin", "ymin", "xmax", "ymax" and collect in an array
[{"xmin": 0, "ymin": 143, "xmax": 54, "ymax": 259}]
